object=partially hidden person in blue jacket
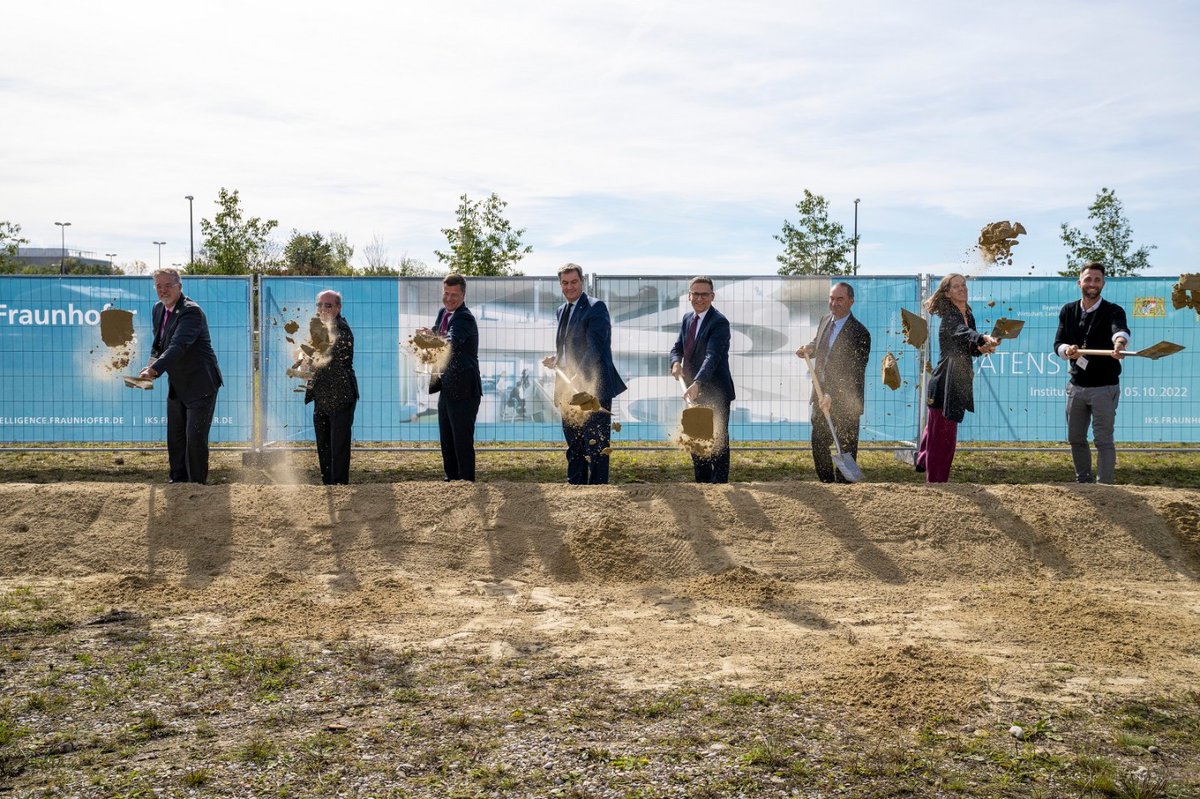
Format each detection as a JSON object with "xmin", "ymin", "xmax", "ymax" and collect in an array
[
  {"xmin": 140, "ymin": 268, "xmax": 224, "ymax": 484},
  {"xmin": 670, "ymin": 276, "xmax": 735, "ymax": 483},
  {"xmin": 542, "ymin": 263, "xmax": 627, "ymax": 484}
]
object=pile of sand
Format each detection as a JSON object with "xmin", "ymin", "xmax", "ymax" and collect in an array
[{"xmin": 2, "ymin": 481, "xmax": 1198, "ymax": 710}]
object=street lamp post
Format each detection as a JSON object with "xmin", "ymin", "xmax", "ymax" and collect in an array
[
  {"xmin": 852, "ymin": 198, "xmax": 860, "ymax": 275},
  {"xmin": 184, "ymin": 195, "xmax": 194, "ymax": 266},
  {"xmin": 105, "ymin": 253, "xmax": 117, "ymax": 269},
  {"xmin": 54, "ymin": 221, "xmax": 72, "ymax": 275},
  {"xmin": 153, "ymin": 241, "xmax": 166, "ymax": 270}
]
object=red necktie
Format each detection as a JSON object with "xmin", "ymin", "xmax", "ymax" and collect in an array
[
  {"xmin": 683, "ymin": 314, "xmax": 700, "ymax": 360},
  {"xmin": 440, "ymin": 309, "xmax": 451, "ymax": 335},
  {"xmin": 159, "ymin": 307, "xmax": 172, "ymax": 337}
]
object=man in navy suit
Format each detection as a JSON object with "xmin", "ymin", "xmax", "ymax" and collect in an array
[
  {"xmin": 424, "ymin": 273, "xmax": 482, "ymax": 481},
  {"xmin": 670, "ymin": 276, "xmax": 735, "ymax": 483},
  {"xmin": 542, "ymin": 263, "xmax": 627, "ymax": 484},
  {"xmin": 140, "ymin": 268, "xmax": 224, "ymax": 484},
  {"xmin": 795, "ymin": 282, "xmax": 871, "ymax": 483},
  {"xmin": 304, "ymin": 290, "xmax": 358, "ymax": 485}
]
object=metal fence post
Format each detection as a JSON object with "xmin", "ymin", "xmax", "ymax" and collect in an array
[
  {"xmin": 253, "ymin": 272, "xmax": 264, "ymax": 454},
  {"xmin": 914, "ymin": 273, "xmax": 930, "ymax": 448}
]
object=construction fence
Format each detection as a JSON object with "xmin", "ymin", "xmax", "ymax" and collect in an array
[{"xmin": 1, "ymin": 274, "xmax": 1196, "ymax": 448}]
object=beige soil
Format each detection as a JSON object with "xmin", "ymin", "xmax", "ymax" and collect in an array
[
  {"xmin": 977, "ymin": 220, "xmax": 1027, "ymax": 266},
  {"xmin": 97, "ymin": 308, "xmax": 137, "ymax": 372},
  {"xmin": 3, "ymin": 482, "xmax": 1198, "ymax": 717}
]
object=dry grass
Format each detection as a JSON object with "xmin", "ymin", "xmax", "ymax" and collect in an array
[{"xmin": 2, "ymin": 443, "xmax": 1199, "ymax": 487}]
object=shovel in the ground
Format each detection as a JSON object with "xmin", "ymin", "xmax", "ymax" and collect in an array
[
  {"xmin": 1075, "ymin": 341, "xmax": 1184, "ymax": 360},
  {"xmin": 675, "ymin": 374, "xmax": 714, "ymax": 441},
  {"xmin": 802, "ymin": 353, "xmax": 864, "ymax": 482}
]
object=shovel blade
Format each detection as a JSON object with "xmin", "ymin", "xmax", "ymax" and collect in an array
[
  {"xmin": 681, "ymin": 406, "xmax": 714, "ymax": 441},
  {"xmin": 1135, "ymin": 341, "xmax": 1185, "ymax": 360},
  {"xmin": 832, "ymin": 451, "xmax": 864, "ymax": 483},
  {"xmin": 900, "ymin": 308, "xmax": 928, "ymax": 348}
]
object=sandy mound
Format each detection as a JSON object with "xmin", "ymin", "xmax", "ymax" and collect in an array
[{"xmin": 2, "ymin": 481, "xmax": 1198, "ymax": 712}]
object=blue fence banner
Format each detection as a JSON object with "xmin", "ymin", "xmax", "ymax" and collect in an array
[
  {"xmin": 2, "ymin": 274, "xmax": 1196, "ymax": 446},
  {"xmin": 934, "ymin": 276, "xmax": 1198, "ymax": 443},
  {"xmin": 0, "ymin": 276, "xmax": 252, "ymax": 443},
  {"xmin": 261, "ymin": 276, "xmax": 407, "ymax": 444}
]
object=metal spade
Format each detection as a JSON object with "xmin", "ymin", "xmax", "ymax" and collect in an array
[
  {"xmin": 1075, "ymin": 341, "xmax": 1184, "ymax": 361},
  {"xmin": 675, "ymin": 374, "xmax": 714, "ymax": 441},
  {"xmin": 802, "ymin": 353, "xmax": 864, "ymax": 483}
]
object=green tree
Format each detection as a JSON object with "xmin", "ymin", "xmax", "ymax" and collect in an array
[
  {"xmin": 282, "ymin": 230, "xmax": 354, "ymax": 275},
  {"xmin": 1059, "ymin": 187, "xmax": 1155, "ymax": 277},
  {"xmin": 435, "ymin": 193, "xmax": 531, "ymax": 276},
  {"xmin": 193, "ymin": 188, "xmax": 279, "ymax": 274},
  {"xmin": 0, "ymin": 221, "xmax": 29, "ymax": 272},
  {"xmin": 774, "ymin": 190, "xmax": 858, "ymax": 276}
]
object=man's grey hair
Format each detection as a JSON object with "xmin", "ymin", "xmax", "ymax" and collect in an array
[
  {"xmin": 151, "ymin": 267, "xmax": 182, "ymax": 283},
  {"xmin": 832, "ymin": 281, "xmax": 855, "ymax": 300},
  {"xmin": 557, "ymin": 263, "xmax": 584, "ymax": 280},
  {"xmin": 316, "ymin": 289, "xmax": 343, "ymax": 307}
]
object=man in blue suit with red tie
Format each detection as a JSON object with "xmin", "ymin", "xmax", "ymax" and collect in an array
[
  {"xmin": 425, "ymin": 273, "xmax": 482, "ymax": 481},
  {"xmin": 670, "ymin": 276, "xmax": 735, "ymax": 483},
  {"xmin": 140, "ymin": 268, "xmax": 223, "ymax": 484},
  {"xmin": 542, "ymin": 263, "xmax": 627, "ymax": 484}
]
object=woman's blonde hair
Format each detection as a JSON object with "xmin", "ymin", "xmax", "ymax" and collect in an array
[{"xmin": 925, "ymin": 273, "xmax": 968, "ymax": 317}]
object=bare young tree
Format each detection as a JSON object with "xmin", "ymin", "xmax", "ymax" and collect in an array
[{"xmin": 362, "ymin": 234, "xmax": 391, "ymax": 273}]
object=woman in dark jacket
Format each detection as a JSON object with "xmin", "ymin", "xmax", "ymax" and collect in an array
[{"xmin": 915, "ymin": 273, "xmax": 997, "ymax": 482}]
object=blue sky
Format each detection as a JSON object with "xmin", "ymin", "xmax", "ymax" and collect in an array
[{"xmin": 2, "ymin": 0, "xmax": 1196, "ymax": 276}]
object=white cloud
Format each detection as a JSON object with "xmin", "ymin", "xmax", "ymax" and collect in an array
[{"xmin": 2, "ymin": 0, "xmax": 1196, "ymax": 274}]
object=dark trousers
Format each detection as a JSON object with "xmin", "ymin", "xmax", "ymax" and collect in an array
[
  {"xmin": 438, "ymin": 394, "xmax": 480, "ymax": 481},
  {"xmin": 692, "ymin": 400, "xmax": 731, "ymax": 484},
  {"xmin": 811, "ymin": 407, "xmax": 861, "ymax": 483},
  {"xmin": 313, "ymin": 402, "xmax": 355, "ymax": 485},
  {"xmin": 166, "ymin": 390, "xmax": 217, "ymax": 484},
  {"xmin": 563, "ymin": 400, "xmax": 613, "ymax": 484}
]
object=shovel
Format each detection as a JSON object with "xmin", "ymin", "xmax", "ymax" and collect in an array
[
  {"xmin": 900, "ymin": 308, "xmax": 928, "ymax": 349},
  {"xmin": 1075, "ymin": 341, "xmax": 1184, "ymax": 360},
  {"xmin": 552, "ymin": 366, "xmax": 611, "ymax": 415},
  {"xmin": 802, "ymin": 353, "xmax": 864, "ymax": 483},
  {"xmin": 675, "ymin": 374, "xmax": 714, "ymax": 441}
]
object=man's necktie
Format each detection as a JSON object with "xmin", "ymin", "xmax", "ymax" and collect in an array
[
  {"xmin": 817, "ymin": 321, "xmax": 834, "ymax": 381},
  {"xmin": 158, "ymin": 307, "xmax": 172, "ymax": 348},
  {"xmin": 556, "ymin": 302, "xmax": 573, "ymax": 353},
  {"xmin": 683, "ymin": 314, "xmax": 700, "ymax": 361},
  {"xmin": 439, "ymin": 309, "xmax": 451, "ymax": 336}
]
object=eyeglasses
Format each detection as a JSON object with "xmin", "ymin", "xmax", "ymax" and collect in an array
[
  {"xmin": 316, "ymin": 302, "xmax": 338, "ymax": 309},
  {"xmin": 689, "ymin": 291, "xmax": 713, "ymax": 298}
]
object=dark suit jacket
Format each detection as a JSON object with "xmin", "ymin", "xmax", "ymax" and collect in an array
[
  {"xmin": 670, "ymin": 306, "xmax": 735, "ymax": 403},
  {"xmin": 927, "ymin": 303, "xmax": 986, "ymax": 423},
  {"xmin": 429, "ymin": 305, "xmax": 482, "ymax": 401},
  {"xmin": 150, "ymin": 295, "xmax": 223, "ymax": 403},
  {"xmin": 806, "ymin": 312, "xmax": 870, "ymax": 418},
  {"xmin": 304, "ymin": 315, "xmax": 358, "ymax": 412},
  {"xmin": 555, "ymin": 294, "xmax": 626, "ymax": 404}
]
